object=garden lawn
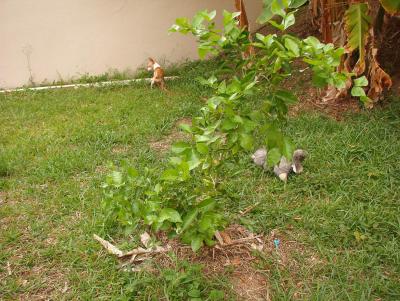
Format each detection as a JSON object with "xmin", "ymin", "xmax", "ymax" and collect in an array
[{"xmin": 1, "ymin": 70, "xmax": 399, "ymax": 300}]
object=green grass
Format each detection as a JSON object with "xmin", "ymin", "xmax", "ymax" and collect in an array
[{"xmin": 1, "ymin": 62, "xmax": 399, "ymax": 300}]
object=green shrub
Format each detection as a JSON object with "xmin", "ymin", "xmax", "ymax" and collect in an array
[{"xmin": 102, "ymin": 3, "xmax": 365, "ymax": 250}]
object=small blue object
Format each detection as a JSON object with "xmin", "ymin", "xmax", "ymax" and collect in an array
[{"xmin": 273, "ymin": 239, "xmax": 280, "ymax": 249}]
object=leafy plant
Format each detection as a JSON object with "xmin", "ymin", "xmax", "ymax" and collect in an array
[
  {"xmin": 308, "ymin": 0, "xmax": 399, "ymax": 105},
  {"xmin": 344, "ymin": 2, "xmax": 371, "ymax": 73},
  {"xmin": 102, "ymin": 4, "xmax": 352, "ymax": 250}
]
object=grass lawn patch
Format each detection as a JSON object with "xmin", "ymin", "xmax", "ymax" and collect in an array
[{"xmin": 1, "ymin": 64, "xmax": 399, "ymax": 300}]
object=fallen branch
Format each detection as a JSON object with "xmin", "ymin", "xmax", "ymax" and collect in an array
[
  {"xmin": 93, "ymin": 234, "xmax": 123, "ymax": 257},
  {"xmin": 122, "ymin": 245, "xmax": 171, "ymax": 258}
]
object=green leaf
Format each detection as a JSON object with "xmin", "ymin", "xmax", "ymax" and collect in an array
[
  {"xmin": 199, "ymin": 215, "xmax": 213, "ymax": 232},
  {"xmin": 344, "ymin": 3, "xmax": 372, "ymax": 67},
  {"xmin": 171, "ymin": 141, "xmax": 191, "ymax": 154},
  {"xmin": 188, "ymin": 289, "xmax": 201, "ymax": 298},
  {"xmin": 381, "ymin": 0, "xmax": 400, "ymax": 14},
  {"xmin": 351, "ymin": 86, "xmax": 366, "ymax": 97},
  {"xmin": 312, "ymin": 71, "xmax": 329, "ymax": 87},
  {"xmin": 354, "ymin": 76, "xmax": 368, "ymax": 87},
  {"xmin": 144, "ymin": 214, "xmax": 158, "ymax": 225},
  {"xmin": 191, "ymin": 236, "xmax": 204, "ymax": 252},
  {"xmin": 269, "ymin": 19, "xmax": 284, "ymax": 31},
  {"xmin": 284, "ymin": 38, "xmax": 300, "ymax": 56},
  {"xmin": 159, "ymin": 208, "xmax": 182, "ymax": 223},
  {"xmin": 126, "ymin": 167, "xmax": 139, "ymax": 178},
  {"xmin": 218, "ymin": 81, "xmax": 227, "ymax": 94},
  {"xmin": 207, "ymin": 96, "xmax": 224, "ymax": 110},
  {"xmin": 242, "ymin": 118, "xmax": 257, "ymax": 133},
  {"xmin": 197, "ymin": 198, "xmax": 216, "ymax": 212},
  {"xmin": 283, "ymin": 13, "xmax": 296, "ymax": 30},
  {"xmin": 207, "ymin": 10, "xmax": 217, "ymax": 20},
  {"xmin": 223, "ymin": 10, "xmax": 240, "ymax": 27},
  {"xmin": 265, "ymin": 127, "xmax": 284, "ymax": 150},
  {"xmin": 289, "ymin": 0, "xmax": 308, "ymax": 8},
  {"xmin": 275, "ymin": 90, "xmax": 298, "ymax": 104},
  {"xmin": 177, "ymin": 161, "xmax": 190, "ymax": 180},
  {"xmin": 111, "ymin": 171, "xmax": 123, "ymax": 186},
  {"xmin": 221, "ymin": 118, "xmax": 237, "ymax": 131},
  {"xmin": 240, "ymin": 133, "xmax": 254, "ymax": 151},
  {"xmin": 195, "ymin": 135, "xmax": 210, "ymax": 143},
  {"xmin": 154, "ymin": 183, "xmax": 162, "ymax": 193},
  {"xmin": 267, "ymin": 147, "xmax": 282, "ymax": 167},
  {"xmin": 332, "ymin": 72, "xmax": 348, "ymax": 89},
  {"xmin": 257, "ymin": 1, "xmax": 274, "ymax": 23},
  {"xmin": 271, "ymin": 0, "xmax": 288, "ymax": 16},
  {"xmin": 179, "ymin": 123, "xmax": 192, "ymax": 133},
  {"xmin": 188, "ymin": 150, "xmax": 201, "ymax": 170},
  {"xmin": 161, "ymin": 169, "xmax": 179, "ymax": 181},
  {"xmin": 192, "ymin": 13, "xmax": 205, "ymax": 27},
  {"xmin": 304, "ymin": 36, "xmax": 323, "ymax": 49},
  {"xmin": 196, "ymin": 143, "xmax": 209, "ymax": 154},
  {"xmin": 258, "ymin": 0, "xmax": 290, "ymax": 24},
  {"xmin": 175, "ymin": 17, "xmax": 189, "ymax": 28},
  {"xmin": 282, "ymin": 137, "xmax": 294, "ymax": 160},
  {"xmin": 233, "ymin": 115, "xmax": 244, "ymax": 124},
  {"xmin": 198, "ymin": 48, "xmax": 207, "ymax": 59},
  {"xmin": 169, "ymin": 157, "xmax": 182, "ymax": 166},
  {"xmin": 360, "ymin": 95, "xmax": 372, "ymax": 106},
  {"xmin": 209, "ymin": 290, "xmax": 224, "ymax": 300},
  {"xmin": 181, "ymin": 209, "xmax": 198, "ymax": 232},
  {"xmin": 256, "ymin": 33, "xmax": 265, "ymax": 42}
]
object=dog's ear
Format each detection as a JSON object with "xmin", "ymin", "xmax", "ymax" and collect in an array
[{"xmin": 148, "ymin": 57, "xmax": 155, "ymax": 63}]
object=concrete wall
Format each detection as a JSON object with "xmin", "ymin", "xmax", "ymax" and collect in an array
[{"xmin": 0, "ymin": 0, "xmax": 263, "ymax": 89}]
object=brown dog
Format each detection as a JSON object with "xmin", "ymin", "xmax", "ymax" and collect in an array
[{"xmin": 147, "ymin": 57, "xmax": 166, "ymax": 90}]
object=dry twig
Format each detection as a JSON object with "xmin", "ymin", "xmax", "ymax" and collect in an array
[{"xmin": 93, "ymin": 234, "xmax": 123, "ymax": 257}]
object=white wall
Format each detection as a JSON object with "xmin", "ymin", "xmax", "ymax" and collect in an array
[{"xmin": 0, "ymin": 0, "xmax": 263, "ymax": 89}]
